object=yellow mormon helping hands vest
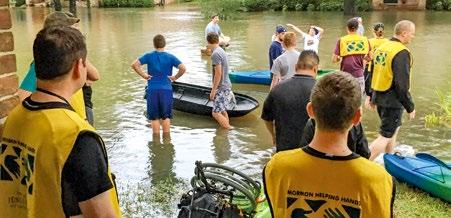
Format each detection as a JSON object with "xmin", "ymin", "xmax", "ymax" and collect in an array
[
  {"xmin": 264, "ymin": 149, "xmax": 394, "ymax": 218},
  {"xmin": 339, "ymin": 34, "xmax": 370, "ymax": 57},
  {"xmin": 367, "ymin": 38, "xmax": 389, "ymax": 71},
  {"xmin": 372, "ymin": 40, "xmax": 412, "ymax": 91},
  {"xmin": 0, "ymin": 104, "xmax": 121, "ymax": 217}
]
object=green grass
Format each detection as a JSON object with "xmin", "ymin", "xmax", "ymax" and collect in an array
[
  {"xmin": 424, "ymin": 89, "xmax": 451, "ymax": 127},
  {"xmin": 394, "ymin": 182, "xmax": 451, "ymax": 217},
  {"xmin": 119, "ymin": 178, "xmax": 450, "ymax": 217}
]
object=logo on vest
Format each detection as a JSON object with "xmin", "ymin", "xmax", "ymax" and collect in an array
[
  {"xmin": 375, "ymin": 52, "xmax": 387, "ymax": 67},
  {"xmin": 0, "ymin": 138, "xmax": 35, "ymax": 195},
  {"xmin": 287, "ymin": 190, "xmax": 361, "ymax": 218},
  {"xmin": 346, "ymin": 41, "xmax": 366, "ymax": 53}
]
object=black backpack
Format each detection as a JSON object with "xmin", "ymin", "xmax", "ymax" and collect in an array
[{"xmin": 177, "ymin": 187, "xmax": 241, "ymax": 218}]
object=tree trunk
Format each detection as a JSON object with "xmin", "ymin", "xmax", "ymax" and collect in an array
[
  {"xmin": 344, "ymin": 0, "xmax": 356, "ymax": 16},
  {"xmin": 53, "ymin": 0, "xmax": 62, "ymax": 11},
  {"xmin": 69, "ymin": 0, "xmax": 77, "ymax": 17},
  {"xmin": 87, "ymin": 0, "xmax": 91, "ymax": 8}
]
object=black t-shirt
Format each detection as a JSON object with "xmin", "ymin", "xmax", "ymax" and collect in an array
[
  {"xmin": 261, "ymin": 74, "xmax": 316, "ymax": 152},
  {"xmin": 23, "ymin": 98, "xmax": 112, "ymax": 217}
]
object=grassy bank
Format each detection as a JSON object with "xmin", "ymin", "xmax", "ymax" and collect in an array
[{"xmin": 119, "ymin": 178, "xmax": 450, "ymax": 217}]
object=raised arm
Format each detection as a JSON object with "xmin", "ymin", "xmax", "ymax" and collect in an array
[
  {"xmin": 286, "ymin": 23, "xmax": 306, "ymax": 36},
  {"xmin": 86, "ymin": 59, "xmax": 100, "ymax": 81},
  {"xmin": 313, "ymin": 25, "xmax": 324, "ymax": 39}
]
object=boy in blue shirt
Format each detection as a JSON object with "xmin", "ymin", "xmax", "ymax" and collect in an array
[{"xmin": 131, "ymin": 34, "xmax": 186, "ymax": 135}]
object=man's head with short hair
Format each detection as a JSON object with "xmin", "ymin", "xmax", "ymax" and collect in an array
[
  {"xmin": 33, "ymin": 26, "xmax": 87, "ymax": 81},
  {"xmin": 394, "ymin": 20, "xmax": 415, "ymax": 44},
  {"xmin": 308, "ymin": 71, "xmax": 361, "ymax": 132},
  {"xmin": 347, "ymin": 18, "xmax": 359, "ymax": 33},
  {"xmin": 44, "ymin": 11, "xmax": 80, "ymax": 29},
  {"xmin": 207, "ymin": 32, "xmax": 219, "ymax": 45},
  {"xmin": 296, "ymin": 50, "xmax": 319, "ymax": 72},
  {"xmin": 153, "ymin": 34, "xmax": 166, "ymax": 49},
  {"xmin": 211, "ymin": 15, "xmax": 219, "ymax": 23},
  {"xmin": 282, "ymin": 32, "xmax": 297, "ymax": 48},
  {"xmin": 373, "ymin": 22, "xmax": 385, "ymax": 37}
]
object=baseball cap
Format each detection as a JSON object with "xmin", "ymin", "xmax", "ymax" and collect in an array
[
  {"xmin": 276, "ymin": 25, "xmax": 287, "ymax": 34},
  {"xmin": 44, "ymin": 11, "xmax": 80, "ymax": 29}
]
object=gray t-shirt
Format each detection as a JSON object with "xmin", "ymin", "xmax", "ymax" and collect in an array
[
  {"xmin": 205, "ymin": 22, "xmax": 221, "ymax": 39},
  {"xmin": 271, "ymin": 50, "xmax": 300, "ymax": 81},
  {"xmin": 211, "ymin": 47, "xmax": 231, "ymax": 90}
]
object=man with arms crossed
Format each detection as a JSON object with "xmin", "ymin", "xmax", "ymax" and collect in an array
[
  {"xmin": 264, "ymin": 72, "xmax": 394, "ymax": 218},
  {"xmin": 368, "ymin": 20, "xmax": 416, "ymax": 160},
  {"xmin": 207, "ymin": 32, "xmax": 235, "ymax": 129},
  {"xmin": 0, "ymin": 26, "xmax": 121, "ymax": 217},
  {"xmin": 262, "ymin": 50, "xmax": 319, "ymax": 152}
]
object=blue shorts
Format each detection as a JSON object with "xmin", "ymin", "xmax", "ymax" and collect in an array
[
  {"xmin": 146, "ymin": 89, "xmax": 173, "ymax": 120},
  {"xmin": 213, "ymin": 89, "xmax": 236, "ymax": 113}
]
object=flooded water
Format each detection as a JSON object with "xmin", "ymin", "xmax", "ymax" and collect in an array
[{"xmin": 10, "ymin": 3, "xmax": 450, "ymax": 211}]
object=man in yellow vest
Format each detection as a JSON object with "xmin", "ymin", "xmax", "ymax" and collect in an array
[
  {"xmin": 0, "ymin": 26, "xmax": 121, "ymax": 217},
  {"xmin": 368, "ymin": 20, "xmax": 416, "ymax": 160},
  {"xmin": 364, "ymin": 22, "xmax": 389, "ymax": 107},
  {"xmin": 263, "ymin": 72, "xmax": 394, "ymax": 218},
  {"xmin": 332, "ymin": 18, "xmax": 371, "ymax": 96}
]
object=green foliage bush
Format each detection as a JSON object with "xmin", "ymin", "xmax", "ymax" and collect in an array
[
  {"xmin": 15, "ymin": 0, "xmax": 26, "ymax": 7},
  {"xmin": 101, "ymin": 0, "xmax": 154, "ymax": 7},
  {"xmin": 200, "ymin": 0, "xmax": 373, "ymax": 14},
  {"xmin": 426, "ymin": 0, "xmax": 451, "ymax": 10}
]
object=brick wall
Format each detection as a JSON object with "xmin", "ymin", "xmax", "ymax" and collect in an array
[
  {"xmin": 0, "ymin": 0, "xmax": 19, "ymax": 136},
  {"xmin": 372, "ymin": 0, "xmax": 426, "ymax": 10}
]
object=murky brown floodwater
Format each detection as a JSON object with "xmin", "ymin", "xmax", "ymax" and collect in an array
[{"xmin": 10, "ymin": 3, "xmax": 450, "ymax": 214}]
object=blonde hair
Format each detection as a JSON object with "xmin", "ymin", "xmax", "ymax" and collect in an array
[
  {"xmin": 282, "ymin": 32, "xmax": 297, "ymax": 48},
  {"xmin": 394, "ymin": 20, "xmax": 415, "ymax": 36}
]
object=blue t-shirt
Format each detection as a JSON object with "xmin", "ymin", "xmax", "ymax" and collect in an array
[
  {"xmin": 139, "ymin": 51, "xmax": 181, "ymax": 90},
  {"xmin": 205, "ymin": 22, "xmax": 221, "ymax": 39},
  {"xmin": 19, "ymin": 61, "xmax": 37, "ymax": 92},
  {"xmin": 269, "ymin": 41, "xmax": 283, "ymax": 70}
]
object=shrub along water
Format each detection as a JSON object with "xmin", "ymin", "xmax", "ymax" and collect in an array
[
  {"xmin": 100, "ymin": 0, "xmax": 154, "ymax": 7},
  {"xmin": 199, "ymin": 0, "xmax": 372, "ymax": 13}
]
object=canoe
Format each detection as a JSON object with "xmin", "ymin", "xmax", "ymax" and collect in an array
[
  {"xmin": 384, "ymin": 153, "xmax": 451, "ymax": 202},
  {"xmin": 172, "ymin": 82, "xmax": 259, "ymax": 117},
  {"xmin": 229, "ymin": 69, "xmax": 336, "ymax": 85}
]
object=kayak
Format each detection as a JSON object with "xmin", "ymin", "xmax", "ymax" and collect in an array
[
  {"xmin": 384, "ymin": 153, "xmax": 451, "ymax": 202},
  {"xmin": 229, "ymin": 69, "xmax": 336, "ymax": 85},
  {"xmin": 172, "ymin": 82, "xmax": 259, "ymax": 117}
]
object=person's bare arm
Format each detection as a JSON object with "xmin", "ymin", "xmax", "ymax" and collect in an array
[
  {"xmin": 169, "ymin": 63, "xmax": 187, "ymax": 82},
  {"xmin": 264, "ymin": 120, "xmax": 276, "ymax": 146},
  {"xmin": 86, "ymin": 59, "xmax": 100, "ymax": 81},
  {"xmin": 313, "ymin": 26, "xmax": 324, "ymax": 39},
  {"xmin": 286, "ymin": 23, "xmax": 306, "ymax": 36},
  {"xmin": 332, "ymin": 54, "xmax": 341, "ymax": 64},
  {"xmin": 210, "ymin": 64, "xmax": 222, "ymax": 100},
  {"xmin": 131, "ymin": 59, "xmax": 150, "ymax": 80},
  {"xmin": 79, "ymin": 190, "xmax": 117, "ymax": 218},
  {"xmin": 269, "ymin": 75, "xmax": 280, "ymax": 91}
]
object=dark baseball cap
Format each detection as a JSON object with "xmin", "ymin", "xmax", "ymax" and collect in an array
[
  {"xmin": 44, "ymin": 11, "xmax": 80, "ymax": 29},
  {"xmin": 276, "ymin": 25, "xmax": 287, "ymax": 34}
]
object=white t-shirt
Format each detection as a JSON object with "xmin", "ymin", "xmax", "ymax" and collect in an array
[{"xmin": 302, "ymin": 33, "xmax": 320, "ymax": 53}]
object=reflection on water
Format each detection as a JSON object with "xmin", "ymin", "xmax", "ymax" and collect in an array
[
  {"xmin": 148, "ymin": 134, "xmax": 176, "ymax": 185},
  {"xmin": 10, "ymin": 4, "xmax": 450, "ymax": 199}
]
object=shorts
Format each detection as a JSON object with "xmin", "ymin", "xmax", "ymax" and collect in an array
[
  {"xmin": 146, "ymin": 89, "xmax": 173, "ymax": 120},
  {"xmin": 212, "ymin": 89, "xmax": 236, "ymax": 113},
  {"xmin": 377, "ymin": 106, "xmax": 403, "ymax": 138}
]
